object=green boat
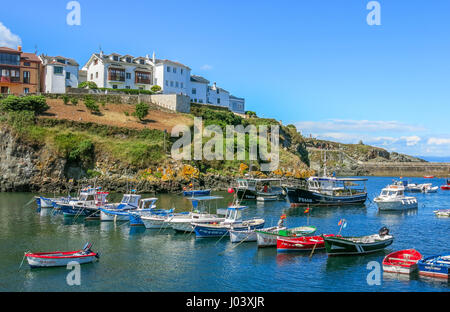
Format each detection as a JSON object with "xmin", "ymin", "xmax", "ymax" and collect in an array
[{"xmin": 323, "ymin": 227, "xmax": 394, "ymax": 256}]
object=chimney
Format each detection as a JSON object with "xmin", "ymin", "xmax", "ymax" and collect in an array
[
  {"xmin": 213, "ymin": 82, "xmax": 217, "ymax": 89},
  {"xmin": 17, "ymin": 46, "xmax": 22, "ymax": 52},
  {"xmin": 152, "ymin": 51, "xmax": 155, "ymax": 63}
]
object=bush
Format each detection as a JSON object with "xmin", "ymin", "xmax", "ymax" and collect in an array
[
  {"xmin": 78, "ymin": 81, "xmax": 98, "ymax": 89},
  {"xmin": 62, "ymin": 95, "xmax": 70, "ymax": 105},
  {"xmin": 71, "ymin": 98, "xmax": 79, "ymax": 106},
  {"xmin": 84, "ymin": 96, "xmax": 100, "ymax": 114},
  {"xmin": 151, "ymin": 85, "xmax": 162, "ymax": 93},
  {"xmin": 98, "ymin": 87, "xmax": 153, "ymax": 95},
  {"xmin": 0, "ymin": 95, "xmax": 49, "ymax": 115},
  {"xmin": 245, "ymin": 111, "xmax": 257, "ymax": 118},
  {"xmin": 133, "ymin": 102, "xmax": 149, "ymax": 121},
  {"xmin": 54, "ymin": 133, "xmax": 94, "ymax": 163},
  {"xmin": 6, "ymin": 110, "xmax": 36, "ymax": 132}
]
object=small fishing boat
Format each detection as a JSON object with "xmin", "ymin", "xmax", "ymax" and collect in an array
[
  {"xmin": 277, "ymin": 234, "xmax": 337, "ymax": 253},
  {"xmin": 127, "ymin": 198, "xmax": 167, "ymax": 226},
  {"xmin": 100, "ymin": 193, "xmax": 148, "ymax": 221},
  {"xmin": 55, "ymin": 187, "xmax": 107, "ymax": 217},
  {"xmin": 234, "ymin": 178, "xmax": 286, "ymax": 201},
  {"xmin": 382, "ymin": 249, "xmax": 422, "ymax": 275},
  {"xmin": 418, "ymin": 253, "xmax": 450, "ymax": 280},
  {"xmin": 193, "ymin": 203, "xmax": 265, "ymax": 238},
  {"xmin": 229, "ymin": 229, "xmax": 257, "ymax": 243},
  {"xmin": 434, "ymin": 209, "xmax": 450, "ymax": 218},
  {"xmin": 182, "ymin": 189, "xmax": 211, "ymax": 197},
  {"xmin": 323, "ymin": 227, "xmax": 394, "ymax": 256},
  {"xmin": 25, "ymin": 243, "xmax": 99, "ymax": 268},
  {"xmin": 374, "ymin": 184, "xmax": 418, "ymax": 211},
  {"xmin": 424, "ymin": 176, "xmax": 435, "ymax": 179},
  {"xmin": 440, "ymin": 179, "xmax": 450, "ymax": 190},
  {"xmin": 165, "ymin": 196, "xmax": 225, "ymax": 232},
  {"xmin": 422, "ymin": 184, "xmax": 439, "ymax": 193},
  {"xmin": 255, "ymin": 225, "xmax": 317, "ymax": 247}
]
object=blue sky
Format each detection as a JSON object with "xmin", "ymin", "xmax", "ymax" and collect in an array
[{"xmin": 1, "ymin": 0, "xmax": 449, "ymax": 159}]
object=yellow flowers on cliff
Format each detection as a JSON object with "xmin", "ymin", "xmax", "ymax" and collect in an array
[
  {"xmin": 181, "ymin": 165, "xmax": 199, "ymax": 179},
  {"xmin": 273, "ymin": 169, "xmax": 284, "ymax": 176},
  {"xmin": 239, "ymin": 163, "xmax": 249, "ymax": 175}
]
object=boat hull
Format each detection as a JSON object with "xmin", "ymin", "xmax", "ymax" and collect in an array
[
  {"xmin": 375, "ymin": 199, "xmax": 418, "ymax": 211},
  {"xmin": 277, "ymin": 235, "xmax": 333, "ymax": 253},
  {"xmin": 255, "ymin": 226, "xmax": 287, "ymax": 247},
  {"xmin": 194, "ymin": 221, "xmax": 265, "ymax": 238},
  {"xmin": 418, "ymin": 255, "xmax": 450, "ymax": 280},
  {"xmin": 141, "ymin": 216, "xmax": 167, "ymax": 229},
  {"xmin": 324, "ymin": 235, "xmax": 394, "ymax": 256},
  {"xmin": 229, "ymin": 230, "xmax": 257, "ymax": 243},
  {"xmin": 382, "ymin": 249, "xmax": 422, "ymax": 275},
  {"xmin": 183, "ymin": 190, "xmax": 211, "ymax": 197},
  {"xmin": 286, "ymin": 187, "xmax": 367, "ymax": 207}
]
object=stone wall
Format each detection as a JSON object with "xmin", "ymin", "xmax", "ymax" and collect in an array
[{"xmin": 55, "ymin": 90, "xmax": 191, "ymax": 113}]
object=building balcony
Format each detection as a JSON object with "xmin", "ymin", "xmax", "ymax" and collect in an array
[
  {"xmin": 135, "ymin": 78, "xmax": 151, "ymax": 85},
  {"xmin": 0, "ymin": 76, "xmax": 21, "ymax": 83},
  {"xmin": 108, "ymin": 75, "xmax": 125, "ymax": 82}
]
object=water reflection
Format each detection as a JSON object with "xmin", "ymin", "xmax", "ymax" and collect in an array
[{"xmin": 286, "ymin": 204, "xmax": 367, "ymax": 218}]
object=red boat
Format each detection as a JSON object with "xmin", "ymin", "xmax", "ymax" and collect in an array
[
  {"xmin": 382, "ymin": 249, "xmax": 422, "ymax": 275},
  {"xmin": 423, "ymin": 176, "xmax": 435, "ymax": 179},
  {"xmin": 441, "ymin": 179, "xmax": 450, "ymax": 190},
  {"xmin": 277, "ymin": 234, "xmax": 337, "ymax": 252}
]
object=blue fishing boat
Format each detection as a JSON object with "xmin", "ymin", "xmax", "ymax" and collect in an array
[
  {"xmin": 54, "ymin": 187, "xmax": 106, "ymax": 217},
  {"xmin": 100, "ymin": 194, "xmax": 142, "ymax": 221},
  {"xmin": 193, "ymin": 203, "xmax": 265, "ymax": 238},
  {"xmin": 183, "ymin": 189, "xmax": 211, "ymax": 197},
  {"xmin": 418, "ymin": 253, "xmax": 450, "ymax": 280}
]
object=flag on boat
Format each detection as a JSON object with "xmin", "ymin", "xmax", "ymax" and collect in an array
[
  {"xmin": 280, "ymin": 214, "xmax": 287, "ymax": 220},
  {"xmin": 338, "ymin": 219, "xmax": 347, "ymax": 228},
  {"xmin": 304, "ymin": 207, "xmax": 310, "ymax": 214}
]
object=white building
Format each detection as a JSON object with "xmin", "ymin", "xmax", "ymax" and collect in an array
[
  {"xmin": 40, "ymin": 55, "xmax": 79, "ymax": 93},
  {"xmin": 153, "ymin": 58, "xmax": 191, "ymax": 95},
  {"xmin": 190, "ymin": 75, "xmax": 209, "ymax": 104},
  {"xmin": 82, "ymin": 52, "xmax": 154, "ymax": 90}
]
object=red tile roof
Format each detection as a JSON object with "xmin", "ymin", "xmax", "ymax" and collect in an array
[
  {"xmin": 0, "ymin": 46, "xmax": 21, "ymax": 54},
  {"xmin": 21, "ymin": 52, "xmax": 40, "ymax": 62}
]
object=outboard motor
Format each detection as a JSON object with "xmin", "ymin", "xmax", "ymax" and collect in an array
[{"xmin": 379, "ymin": 227, "xmax": 389, "ymax": 237}]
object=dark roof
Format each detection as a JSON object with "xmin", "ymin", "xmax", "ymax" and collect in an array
[
  {"xmin": 230, "ymin": 95, "xmax": 245, "ymax": 101},
  {"xmin": 40, "ymin": 55, "xmax": 79, "ymax": 66},
  {"xmin": 190, "ymin": 75, "xmax": 209, "ymax": 84}
]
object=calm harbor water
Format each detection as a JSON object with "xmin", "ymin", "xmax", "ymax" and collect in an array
[{"xmin": 0, "ymin": 177, "xmax": 448, "ymax": 292}]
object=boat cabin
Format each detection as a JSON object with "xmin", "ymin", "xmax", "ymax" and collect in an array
[
  {"xmin": 138, "ymin": 198, "xmax": 158, "ymax": 210},
  {"xmin": 307, "ymin": 177, "xmax": 367, "ymax": 196},
  {"xmin": 188, "ymin": 196, "xmax": 224, "ymax": 213},
  {"xmin": 380, "ymin": 186, "xmax": 405, "ymax": 198},
  {"xmin": 223, "ymin": 205, "xmax": 247, "ymax": 224},
  {"xmin": 236, "ymin": 178, "xmax": 283, "ymax": 193},
  {"xmin": 120, "ymin": 194, "xmax": 141, "ymax": 208}
]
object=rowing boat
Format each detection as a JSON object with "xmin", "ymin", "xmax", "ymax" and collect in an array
[
  {"xmin": 382, "ymin": 249, "xmax": 422, "ymax": 274},
  {"xmin": 25, "ymin": 243, "xmax": 99, "ymax": 268}
]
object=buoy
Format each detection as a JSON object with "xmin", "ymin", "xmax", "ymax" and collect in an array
[{"xmin": 228, "ymin": 188, "xmax": 235, "ymax": 194}]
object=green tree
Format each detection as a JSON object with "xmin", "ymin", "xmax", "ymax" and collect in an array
[
  {"xmin": 133, "ymin": 102, "xmax": 149, "ymax": 121},
  {"xmin": 151, "ymin": 85, "xmax": 162, "ymax": 93},
  {"xmin": 84, "ymin": 97, "xmax": 100, "ymax": 114}
]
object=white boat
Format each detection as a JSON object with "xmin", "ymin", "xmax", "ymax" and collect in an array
[
  {"xmin": 25, "ymin": 243, "xmax": 99, "ymax": 268},
  {"xmin": 256, "ymin": 195, "xmax": 279, "ymax": 202},
  {"xmin": 193, "ymin": 203, "xmax": 265, "ymax": 238},
  {"xmin": 141, "ymin": 214, "xmax": 169, "ymax": 229},
  {"xmin": 255, "ymin": 226, "xmax": 287, "ymax": 247},
  {"xmin": 229, "ymin": 229, "xmax": 257, "ymax": 243},
  {"xmin": 374, "ymin": 184, "xmax": 418, "ymax": 211},
  {"xmin": 164, "ymin": 196, "xmax": 226, "ymax": 232},
  {"xmin": 434, "ymin": 209, "xmax": 450, "ymax": 218},
  {"xmin": 100, "ymin": 194, "xmax": 148, "ymax": 221},
  {"xmin": 422, "ymin": 184, "xmax": 439, "ymax": 193}
]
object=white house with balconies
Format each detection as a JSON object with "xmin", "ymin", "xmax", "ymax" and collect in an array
[
  {"xmin": 40, "ymin": 55, "xmax": 79, "ymax": 93},
  {"xmin": 82, "ymin": 52, "xmax": 154, "ymax": 90}
]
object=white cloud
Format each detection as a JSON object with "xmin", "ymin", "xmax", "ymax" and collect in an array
[
  {"xmin": 401, "ymin": 136, "xmax": 421, "ymax": 146},
  {"xmin": 0, "ymin": 22, "xmax": 21, "ymax": 49},
  {"xmin": 200, "ymin": 64, "xmax": 213, "ymax": 70},
  {"xmin": 427, "ymin": 138, "xmax": 450, "ymax": 145}
]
